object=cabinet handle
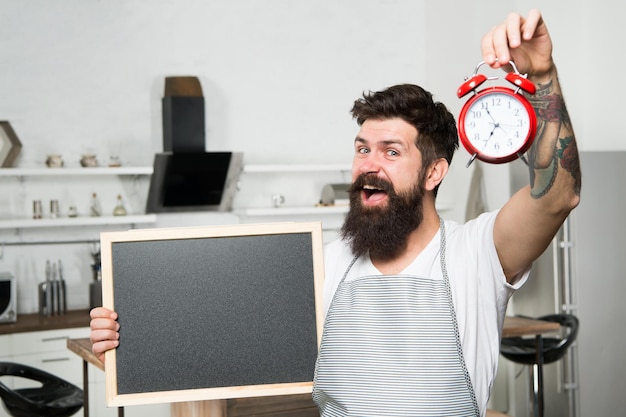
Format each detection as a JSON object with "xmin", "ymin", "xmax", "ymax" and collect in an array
[
  {"xmin": 41, "ymin": 336, "xmax": 69, "ymax": 342},
  {"xmin": 41, "ymin": 357, "xmax": 71, "ymax": 363}
]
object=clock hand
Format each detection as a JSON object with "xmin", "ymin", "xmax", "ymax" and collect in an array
[
  {"xmin": 482, "ymin": 126, "xmax": 496, "ymax": 149},
  {"xmin": 484, "ymin": 107, "xmax": 497, "ymax": 124},
  {"xmin": 495, "ymin": 123, "xmax": 509, "ymax": 135},
  {"xmin": 484, "ymin": 107, "xmax": 510, "ymax": 135}
]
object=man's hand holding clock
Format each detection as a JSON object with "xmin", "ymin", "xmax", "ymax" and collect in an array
[{"xmin": 457, "ymin": 9, "xmax": 558, "ymax": 167}]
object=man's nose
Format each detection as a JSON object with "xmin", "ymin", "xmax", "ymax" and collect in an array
[{"xmin": 355, "ymin": 154, "xmax": 382, "ymax": 176}]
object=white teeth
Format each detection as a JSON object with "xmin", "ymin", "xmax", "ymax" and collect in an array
[{"xmin": 363, "ymin": 185, "xmax": 377, "ymax": 190}]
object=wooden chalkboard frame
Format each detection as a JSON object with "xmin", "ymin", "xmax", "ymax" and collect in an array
[{"xmin": 100, "ymin": 222, "xmax": 325, "ymax": 407}]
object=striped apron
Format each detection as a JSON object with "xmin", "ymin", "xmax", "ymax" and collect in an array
[{"xmin": 313, "ymin": 219, "xmax": 480, "ymax": 416}]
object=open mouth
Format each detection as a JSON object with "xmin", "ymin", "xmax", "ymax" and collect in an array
[
  {"xmin": 351, "ymin": 174, "xmax": 393, "ymax": 205},
  {"xmin": 362, "ymin": 184, "xmax": 388, "ymax": 203}
]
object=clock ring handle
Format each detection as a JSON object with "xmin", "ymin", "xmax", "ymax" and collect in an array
[
  {"xmin": 458, "ymin": 60, "xmax": 536, "ymax": 97},
  {"xmin": 457, "ymin": 74, "xmax": 488, "ymax": 98},
  {"xmin": 494, "ymin": 60, "xmax": 537, "ymax": 95},
  {"xmin": 457, "ymin": 61, "xmax": 501, "ymax": 98},
  {"xmin": 504, "ymin": 60, "xmax": 536, "ymax": 94},
  {"xmin": 473, "ymin": 59, "xmax": 521, "ymax": 76}
]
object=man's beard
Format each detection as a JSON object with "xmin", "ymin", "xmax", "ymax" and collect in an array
[{"xmin": 340, "ymin": 173, "xmax": 425, "ymax": 261}]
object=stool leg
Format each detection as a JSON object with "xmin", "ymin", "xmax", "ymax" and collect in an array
[
  {"xmin": 528, "ymin": 334, "xmax": 545, "ymax": 417},
  {"xmin": 82, "ymin": 360, "xmax": 89, "ymax": 417},
  {"xmin": 535, "ymin": 335, "xmax": 544, "ymax": 417},
  {"xmin": 529, "ymin": 364, "xmax": 539, "ymax": 417}
]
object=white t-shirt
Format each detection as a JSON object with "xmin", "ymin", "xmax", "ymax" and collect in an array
[{"xmin": 321, "ymin": 211, "xmax": 529, "ymax": 414}]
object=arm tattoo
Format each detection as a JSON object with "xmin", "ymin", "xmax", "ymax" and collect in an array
[{"xmin": 526, "ymin": 79, "xmax": 581, "ymax": 199}]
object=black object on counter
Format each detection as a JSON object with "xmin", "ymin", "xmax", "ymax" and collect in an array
[{"xmin": 38, "ymin": 260, "xmax": 66, "ymax": 317}]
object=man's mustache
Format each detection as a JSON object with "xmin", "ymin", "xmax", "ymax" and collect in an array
[{"xmin": 350, "ymin": 174, "xmax": 393, "ymax": 194}]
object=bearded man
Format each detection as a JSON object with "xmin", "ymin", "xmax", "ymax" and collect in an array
[
  {"xmin": 91, "ymin": 9, "xmax": 580, "ymax": 417},
  {"xmin": 312, "ymin": 11, "xmax": 580, "ymax": 416}
]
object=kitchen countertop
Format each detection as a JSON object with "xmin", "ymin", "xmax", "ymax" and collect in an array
[
  {"xmin": 1, "ymin": 310, "xmax": 559, "ymax": 337},
  {"xmin": 0, "ymin": 309, "xmax": 91, "ymax": 335}
]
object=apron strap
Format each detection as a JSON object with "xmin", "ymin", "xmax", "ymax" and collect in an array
[{"xmin": 439, "ymin": 216, "xmax": 480, "ymax": 414}]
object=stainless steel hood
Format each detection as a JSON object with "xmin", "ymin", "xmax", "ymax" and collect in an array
[
  {"xmin": 146, "ymin": 151, "xmax": 242, "ymax": 213},
  {"xmin": 145, "ymin": 76, "xmax": 243, "ymax": 213}
]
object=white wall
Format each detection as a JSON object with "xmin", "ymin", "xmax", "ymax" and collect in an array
[{"xmin": 0, "ymin": 0, "xmax": 429, "ymax": 167}]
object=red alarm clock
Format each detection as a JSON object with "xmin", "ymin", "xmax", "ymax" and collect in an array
[{"xmin": 457, "ymin": 61, "xmax": 537, "ymax": 166}]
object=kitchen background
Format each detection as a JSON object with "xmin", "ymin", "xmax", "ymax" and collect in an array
[{"xmin": 0, "ymin": 1, "xmax": 623, "ymax": 416}]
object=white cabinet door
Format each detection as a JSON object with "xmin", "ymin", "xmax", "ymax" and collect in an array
[
  {"xmin": 0, "ymin": 335, "xmax": 11, "ymax": 359},
  {"xmin": 11, "ymin": 328, "xmax": 89, "ymax": 387},
  {"xmin": 12, "ymin": 328, "xmax": 89, "ymax": 355}
]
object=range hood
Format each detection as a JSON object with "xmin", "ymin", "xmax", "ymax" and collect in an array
[{"xmin": 146, "ymin": 77, "xmax": 242, "ymax": 213}]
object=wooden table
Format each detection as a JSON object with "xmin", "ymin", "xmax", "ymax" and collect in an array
[
  {"xmin": 501, "ymin": 316, "xmax": 560, "ymax": 417},
  {"xmin": 502, "ymin": 315, "xmax": 560, "ymax": 338}
]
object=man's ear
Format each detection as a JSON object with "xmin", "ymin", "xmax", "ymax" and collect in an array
[{"xmin": 424, "ymin": 158, "xmax": 449, "ymax": 191}]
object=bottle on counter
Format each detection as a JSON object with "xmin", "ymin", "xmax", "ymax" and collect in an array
[
  {"xmin": 90, "ymin": 192, "xmax": 102, "ymax": 217},
  {"xmin": 33, "ymin": 200, "xmax": 43, "ymax": 219},
  {"xmin": 113, "ymin": 194, "xmax": 127, "ymax": 216}
]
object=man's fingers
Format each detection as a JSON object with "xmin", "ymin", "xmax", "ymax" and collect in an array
[{"xmin": 521, "ymin": 9, "xmax": 543, "ymax": 41}]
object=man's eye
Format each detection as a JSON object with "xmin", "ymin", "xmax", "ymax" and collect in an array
[
  {"xmin": 387, "ymin": 149, "xmax": 399, "ymax": 156},
  {"xmin": 358, "ymin": 148, "xmax": 369, "ymax": 154}
]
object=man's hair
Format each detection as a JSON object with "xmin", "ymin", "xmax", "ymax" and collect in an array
[{"xmin": 351, "ymin": 84, "xmax": 459, "ymax": 172}]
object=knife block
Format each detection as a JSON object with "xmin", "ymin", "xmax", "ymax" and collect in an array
[{"xmin": 38, "ymin": 280, "xmax": 66, "ymax": 316}]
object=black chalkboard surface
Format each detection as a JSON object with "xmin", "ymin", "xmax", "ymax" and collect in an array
[{"xmin": 100, "ymin": 222, "xmax": 325, "ymax": 407}]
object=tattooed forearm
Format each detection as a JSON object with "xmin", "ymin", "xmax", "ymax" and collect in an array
[
  {"xmin": 530, "ymin": 154, "xmax": 557, "ymax": 199},
  {"xmin": 535, "ymin": 94, "xmax": 570, "ymax": 125},
  {"xmin": 557, "ymin": 135, "xmax": 581, "ymax": 195},
  {"xmin": 529, "ymin": 77, "xmax": 571, "ymax": 129},
  {"xmin": 525, "ymin": 77, "xmax": 581, "ymax": 199}
]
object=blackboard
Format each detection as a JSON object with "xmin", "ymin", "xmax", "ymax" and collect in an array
[{"xmin": 100, "ymin": 222, "xmax": 325, "ymax": 407}]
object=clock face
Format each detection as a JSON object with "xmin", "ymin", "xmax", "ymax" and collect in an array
[{"xmin": 458, "ymin": 87, "xmax": 536, "ymax": 164}]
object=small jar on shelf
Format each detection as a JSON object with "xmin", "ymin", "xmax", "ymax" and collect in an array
[
  {"xmin": 113, "ymin": 194, "xmax": 127, "ymax": 216},
  {"xmin": 90, "ymin": 193, "xmax": 102, "ymax": 217}
]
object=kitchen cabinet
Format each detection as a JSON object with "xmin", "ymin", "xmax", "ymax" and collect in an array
[
  {"xmin": 11, "ymin": 327, "xmax": 88, "ymax": 384},
  {"xmin": 0, "ymin": 334, "xmax": 10, "ymax": 361}
]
